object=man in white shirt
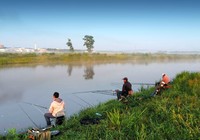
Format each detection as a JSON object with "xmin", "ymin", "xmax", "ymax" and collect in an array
[{"xmin": 44, "ymin": 92, "xmax": 65, "ymax": 126}]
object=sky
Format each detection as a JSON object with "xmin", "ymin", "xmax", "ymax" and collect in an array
[{"xmin": 0, "ymin": 0, "xmax": 200, "ymax": 52}]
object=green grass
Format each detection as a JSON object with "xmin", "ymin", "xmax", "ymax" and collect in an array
[
  {"xmin": 0, "ymin": 52, "xmax": 200, "ymax": 66},
  {"xmin": 0, "ymin": 70, "xmax": 200, "ymax": 139}
]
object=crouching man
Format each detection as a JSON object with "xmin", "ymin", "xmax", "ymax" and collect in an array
[
  {"xmin": 116, "ymin": 77, "xmax": 133, "ymax": 101},
  {"xmin": 153, "ymin": 73, "xmax": 170, "ymax": 96}
]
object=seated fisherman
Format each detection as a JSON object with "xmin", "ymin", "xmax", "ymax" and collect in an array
[
  {"xmin": 154, "ymin": 73, "xmax": 170, "ymax": 96},
  {"xmin": 44, "ymin": 92, "xmax": 65, "ymax": 126},
  {"xmin": 116, "ymin": 77, "xmax": 133, "ymax": 101}
]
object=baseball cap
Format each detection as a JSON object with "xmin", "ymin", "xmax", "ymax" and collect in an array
[{"xmin": 122, "ymin": 77, "xmax": 128, "ymax": 81}]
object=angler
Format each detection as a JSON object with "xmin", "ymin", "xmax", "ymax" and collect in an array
[
  {"xmin": 44, "ymin": 92, "xmax": 65, "ymax": 127},
  {"xmin": 152, "ymin": 73, "xmax": 171, "ymax": 96},
  {"xmin": 116, "ymin": 77, "xmax": 133, "ymax": 101}
]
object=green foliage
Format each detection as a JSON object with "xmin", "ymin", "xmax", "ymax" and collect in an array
[
  {"xmin": 83, "ymin": 35, "xmax": 95, "ymax": 52},
  {"xmin": 66, "ymin": 38, "xmax": 74, "ymax": 51},
  {"xmin": 106, "ymin": 109, "xmax": 121, "ymax": 130},
  {"xmin": 2, "ymin": 128, "xmax": 26, "ymax": 140},
  {"xmin": 173, "ymin": 71, "xmax": 200, "ymax": 97}
]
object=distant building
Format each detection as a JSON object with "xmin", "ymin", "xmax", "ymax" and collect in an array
[
  {"xmin": 0, "ymin": 44, "xmax": 4, "ymax": 48},
  {"xmin": 0, "ymin": 44, "xmax": 5, "ymax": 52}
]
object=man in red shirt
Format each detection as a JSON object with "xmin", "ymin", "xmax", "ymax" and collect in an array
[
  {"xmin": 160, "ymin": 73, "xmax": 170, "ymax": 87},
  {"xmin": 153, "ymin": 73, "xmax": 170, "ymax": 96}
]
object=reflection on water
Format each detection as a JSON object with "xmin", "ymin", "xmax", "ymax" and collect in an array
[
  {"xmin": 67, "ymin": 64, "xmax": 95, "ymax": 80},
  {"xmin": 83, "ymin": 64, "xmax": 94, "ymax": 79},
  {"xmin": 0, "ymin": 59, "xmax": 200, "ymax": 134},
  {"xmin": 67, "ymin": 64, "xmax": 73, "ymax": 76},
  {"xmin": 67, "ymin": 63, "xmax": 95, "ymax": 79}
]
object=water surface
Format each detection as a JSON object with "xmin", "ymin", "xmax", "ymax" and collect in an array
[{"xmin": 0, "ymin": 59, "xmax": 199, "ymax": 134}]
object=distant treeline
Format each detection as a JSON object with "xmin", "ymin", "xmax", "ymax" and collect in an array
[{"xmin": 0, "ymin": 52, "xmax": 200, "ymax": 66}]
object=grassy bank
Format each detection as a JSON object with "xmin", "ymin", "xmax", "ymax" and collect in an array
[
  {"xmin": 1, "ymin": 71, "xmax": 199, "ymax": 140},
  {"xmin": 0, "ymin": 52, "xmax": 200, "ymax": 66}
]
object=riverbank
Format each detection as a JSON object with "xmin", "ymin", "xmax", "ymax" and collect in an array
[
  {"xmin": 0, "ymin": 52, "xmax": 200, "ymax": 66},
  {"xmin": 1, "ymin": 71, "xmax": 199, "ymax": 139}
]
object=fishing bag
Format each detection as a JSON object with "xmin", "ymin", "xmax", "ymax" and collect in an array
[
  {"xmin": 28, "ymin": 128, "xmax": 51, "ymax": 140},
  {"xmin": 80, "ymin": 116, "xmax": 100, "ymax": 125}
]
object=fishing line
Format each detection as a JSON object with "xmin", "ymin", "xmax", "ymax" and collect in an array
[
  {"xmin": 72, "ymin": 89, "xmax": 116, "ymax": 96},
  {"xmin": 22, "ymin": 101, "xmax": 48, "ymax": 109},
  {"xmin": 68, "ymin": 95, "xmax": 85, "ymax": 108},
  {"xmin": 18, "ymin": 104, "xmax": 39, "ymax": 129},
  {"xmin": 91, "ymin": 90, "xmax": 116, "ymax": 96},
  {"xmin": 32, "ymin": 105, "xmax": 46, "ymax": 115},
  {"xmin": 91, "ymin": 90, "xmax": 113, "ymax": 93},
  {"xmin": 133, "ymin": 83, "xmax": 155, "ymax": 86},
  {"xmin": 22, "ymin": 101, "xmax": 47, "ymax": 115},
  {"xmin": 74, "ymin": 95, "xmax": 93, "ymax": 107},
  {"xmin": 72, "ymin": 89, "xmax": 113, "ymax": 94},
  {"xmin": 70, "ymin": 90, "xmax": 115, "ymax": 108}
]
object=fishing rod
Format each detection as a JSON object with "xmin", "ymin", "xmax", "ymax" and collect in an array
[
  {"xmin": 68, "ymin": 96, "xmax": 85, "ymax": 108},
  {"xmin": 74, "ymin": 95, "xmax": 94, "ymax": 107},
  {"xmin": 72, "ymin": 89, "xmax": 116, "ymax": 97},
  {"xmin": 32, "ymin": 105, "xmax": 46, "ymax": 115},
  {"xmin": 90, "ymin": 90, "xmax": 116, "ymax": 96},
  {"xmin": 22, "ymin": 101, "xmax": 48, "ymax": 109},
  {"xmin": 18, "ymin": 104, "xmax": 39, "ymax": 129},
  {"xmin": 72, "ymin": 89, "xmax": 113, "ymax": 94},
  {"xmin": 111, "ymin": 82, "xmax": 155, "ymax": 86},
  {"xmin": 133, "ymin": 82, "xmax": 155, "ymax": 85}
]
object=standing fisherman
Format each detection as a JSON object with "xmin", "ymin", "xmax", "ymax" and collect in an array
[
  {"xmin": 44, "ymin": 92, "xmax": 65, "ymax": 126},
  {"xmin": 116, "ymin": 77, "xmax": 133, "ymax": 101}
]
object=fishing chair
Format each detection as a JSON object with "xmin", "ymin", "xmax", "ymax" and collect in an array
[{"xmin": 51, "ymin": 111, "xmax": 66, "ymax": 126}]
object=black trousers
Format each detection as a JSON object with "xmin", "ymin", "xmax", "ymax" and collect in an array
[
  {"xmin": 117, "ymin": 91, "xmax": 128, "ymax": 100},
  {"xmin": 44, "ymin": 113, "xmax": 55, "ymax": 126}
]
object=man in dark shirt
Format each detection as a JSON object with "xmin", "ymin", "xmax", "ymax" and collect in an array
[{"xmin": 116, "ymin": 77, "xmax": 133, "ymax": 101}]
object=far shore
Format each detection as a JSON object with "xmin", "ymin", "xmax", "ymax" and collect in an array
[{"xmin": 0, "ymin": 52, "xmax": 200, "ymax": 66}]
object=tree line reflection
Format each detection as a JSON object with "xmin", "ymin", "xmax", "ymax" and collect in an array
[{"xmin": 67, "ymin": 64, "xmax": 95, "ymax": 79}]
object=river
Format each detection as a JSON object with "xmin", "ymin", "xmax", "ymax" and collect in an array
[{"xmin": 0, "ymin": 59, "xmax": 199, "ymax": 134}]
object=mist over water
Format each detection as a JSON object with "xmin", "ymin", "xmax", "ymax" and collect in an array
[{"xmin": 0, "ymin": 59, "xmax": 199, "ymax": 134}]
